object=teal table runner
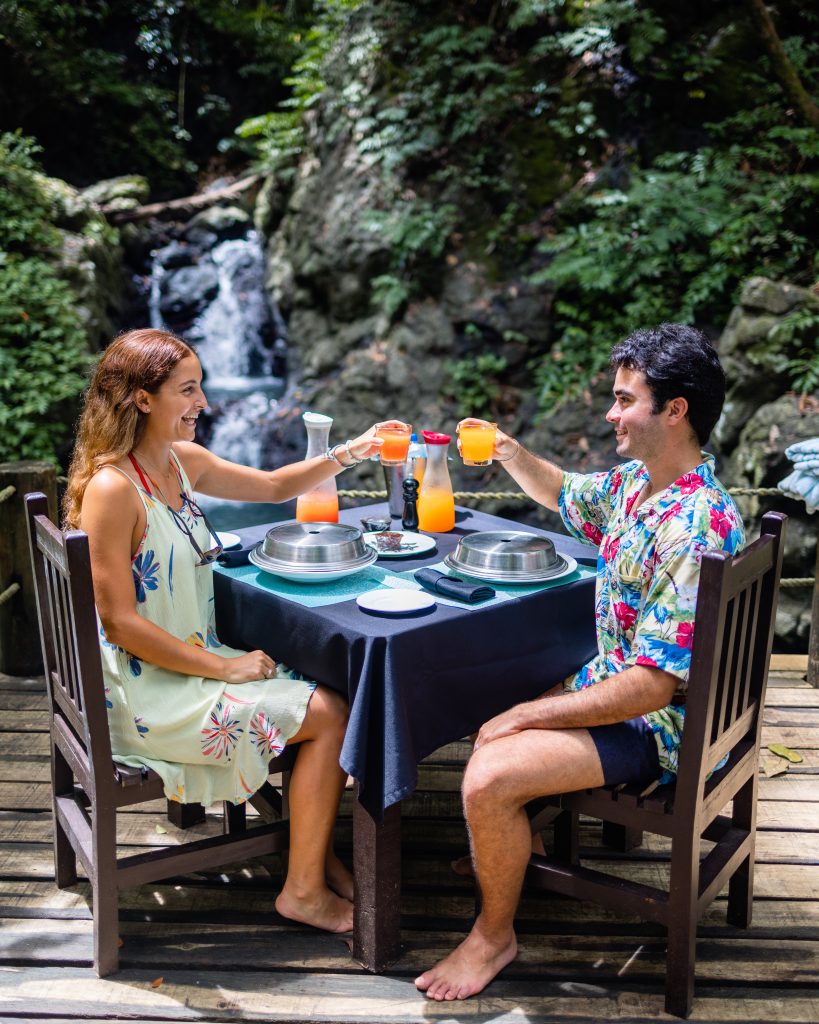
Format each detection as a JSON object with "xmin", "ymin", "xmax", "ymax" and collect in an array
[{"xmin": 215, "ymin": 557, "xmax": 596, "ymax": 610}]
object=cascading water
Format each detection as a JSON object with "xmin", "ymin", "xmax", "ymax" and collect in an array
[{"xmin": 148, "ymin": 227, "xmax": 290, "ymax": 528}]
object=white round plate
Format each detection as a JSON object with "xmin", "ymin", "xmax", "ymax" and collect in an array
[
  {"xmin": 362, "ymin": 531, "xmax": 437, "ymax": 559},
  {"xmin": 442, "ymin": 553, "xmax": 578, "ymax": 585},
  {"xmin": 356, "ymin": 589, "xmax": 436, "ymax": 615},
  {"xmin": 249, "ymin": 546, "xmax": 376, "ymax": 583},
  {"xmin": 217, "ymin": 532, "xmax": 242, "ymax": 550}
]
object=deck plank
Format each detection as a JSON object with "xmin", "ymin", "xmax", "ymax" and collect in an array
[{"xmin": 0, "ymin": 668, "xmax": 816, "ymax": 1022}]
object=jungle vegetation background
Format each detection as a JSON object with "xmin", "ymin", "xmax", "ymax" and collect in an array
[{"xmin": 1, "ymin": 0, "xmax": 818, "ymax": 464}]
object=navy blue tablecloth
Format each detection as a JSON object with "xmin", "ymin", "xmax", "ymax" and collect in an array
[{"xmin": 213, "ymin": 503, "xmax": 597, "ymax": 820}]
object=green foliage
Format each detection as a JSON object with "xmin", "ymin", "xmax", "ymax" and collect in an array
[
  {"xmin": 0, "ymin": 0, "xmax": 305, "ymax": 191},
  {"xmin": 236, "ymin": 0, "xmax": 367, "ymax": 177},
  {"xmin": 0, "ymin": 134, "xmax": 92, "ymax": 464},
  {"xmin": 364, "ymin": 198, "xmax": 457, "ymax": 315},
  {"xmin": 445, "ymin": 352, "xmax": 508, "ymax": 419},
  {"xmin": 532, "ymin": 115, "xmax": 819, "ymax": 407},
  {"xmin": 771, "ymin": 304, "xmax": 819, "ymax": 396}
]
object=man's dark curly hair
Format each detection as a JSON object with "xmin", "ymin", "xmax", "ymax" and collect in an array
[{"xmin": 610, "ymin": 323, "xmax": 726, "ymax": 446}]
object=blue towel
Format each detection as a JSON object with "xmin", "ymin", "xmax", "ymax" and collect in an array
[{"xmin": 779, "ymin": 436, "xmax": 819, "ymax": 513}]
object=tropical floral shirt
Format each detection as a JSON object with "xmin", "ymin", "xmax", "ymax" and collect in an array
[{"xmin": 558, "ymin": 454, "xmax": 745, "ymax": 780}]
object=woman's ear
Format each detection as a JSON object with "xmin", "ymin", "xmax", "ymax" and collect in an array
[{"xmin": 134, "ymin": 388, "xmax": 151, "ymax": 414}]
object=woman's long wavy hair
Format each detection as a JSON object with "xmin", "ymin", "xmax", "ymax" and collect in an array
[{"xmin": 63, "ymin": 329, "xmax": 194, "ymax": 528}]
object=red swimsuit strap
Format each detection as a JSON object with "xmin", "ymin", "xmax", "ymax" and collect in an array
[{"xmin": 128, "ymin": 452, "xmax": 153, "ymax": 495}]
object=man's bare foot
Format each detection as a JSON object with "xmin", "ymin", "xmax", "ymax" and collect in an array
[
  {"xmin": 451, "ymin": 833, "xmax": 547, "ymax": 879},
  {"xmin": 275, "ymin": 884, "xmax": 353, "ymax": 933},
  {"xmin": 325, "ymin": 852, "xmax": 354, "ymax": 901},
  {"xmin": 415, "ymin": 927, "xmax": 518, "ymax": 1000}
]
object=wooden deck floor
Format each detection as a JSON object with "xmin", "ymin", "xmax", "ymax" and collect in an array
[{"xmin": 0, "ymin": 663, "xmax": 817, "ymax": 1024}]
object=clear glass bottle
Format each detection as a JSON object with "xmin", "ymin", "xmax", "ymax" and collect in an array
[
  {"xmin": 296, "ymin": 411, "xmax": 339, "ymax": 523},
  {"xmin": 417, "ymin": 431, "xmax": 455, "ymax": 532},
  {"xmin": 405, "ymin": 432, "xmax": 427, "ymax": 488}
]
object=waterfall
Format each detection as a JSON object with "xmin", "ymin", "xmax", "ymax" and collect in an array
[{"xmin": 147, "ymin": 227, "xmax": 291, "ymax": 529}]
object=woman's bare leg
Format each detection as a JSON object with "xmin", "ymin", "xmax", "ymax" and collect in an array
[{"xmin": 274, "ymin": 686, "xmax": 354, "ymax": 932}]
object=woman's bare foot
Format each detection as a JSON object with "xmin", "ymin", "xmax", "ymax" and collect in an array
[
  {"xmin": 275, "ymin": 884, "xmax": 353, "ymax": 933},
  {"xmin": 325, "ymin": 852, "xmax": 354, "ymax": 901},
  {"xmin": 415, "ymin": 927, "xmax": 517, "ymax": 1000},
  {"xmin": 450, "ymin": 854, "xmax": 474, "ymax": 877},
  {"xmin": 451, "ymin": 833, "xmax": 547, "ymax": 879}
]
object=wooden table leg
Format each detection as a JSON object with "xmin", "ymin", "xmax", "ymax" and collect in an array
[{"xmin": 352, "ymin": 789, "xmax": 402, "ymax": 971}]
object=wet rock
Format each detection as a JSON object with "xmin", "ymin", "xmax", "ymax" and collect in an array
[
  {"xmin": 82, "ymin": 175, "xmax": 150, "ymax": 212},
  {"xmin": 186, "ymin": 204, "xmax": 252, "ymax": 242},
  {"xmin": 740, "ymin": 276, "xmax": 811, "ymax": 316},
  {"xmin": 158, "ymin": 264, "xmax": 219, "ymax": 323}
]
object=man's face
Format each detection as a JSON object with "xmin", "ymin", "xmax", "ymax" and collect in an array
[{"xmin": 605, "ymin": 367, "xmax": 667, "ymax": 464}]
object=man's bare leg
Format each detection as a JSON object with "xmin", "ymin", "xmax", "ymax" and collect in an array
[{"xmin": 415, "ymin": 727, "xmax": 605, "ymax": 1000}]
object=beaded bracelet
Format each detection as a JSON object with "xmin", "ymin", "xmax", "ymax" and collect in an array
[{"xmin": 494, "ymin": 438, "xmax": 521, "ymax": 462}]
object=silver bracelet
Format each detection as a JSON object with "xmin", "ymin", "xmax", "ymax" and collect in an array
[
  {"xmin": 344, "ymin": 440, "xmax": 363, "ymax": 465},
  {"xmin": 322, "ymin": 446, "xmax": 342, "ymax": 465},
  {"xmin": 495, "ymin": 438, "xmax": 521, "ymax": 463}
]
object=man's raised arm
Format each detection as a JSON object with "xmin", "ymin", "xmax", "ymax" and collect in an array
[{"xmin": 492, "ymin": 429, "xmax": 565, "ymax": 513}]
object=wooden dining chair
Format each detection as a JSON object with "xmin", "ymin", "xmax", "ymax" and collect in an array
[
  {"xmin": 525, "ymin": 511, "xmax": 787, "ymax": 1018},
  {"xmin": 25, "ymin": 491, "xmax": 292, "ymax": 976}
]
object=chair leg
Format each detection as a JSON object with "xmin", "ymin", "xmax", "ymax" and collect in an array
[
  {"xmin": 224, "ymin": 800, "xmax": 247, "ymax": 833},
  {"xmin": 602, "ymin": 821, "xmax": 643, "ymax": 851},
  {"xmin": 93, "ymin": 877, "xmax": 121, "ymax": 976},
  {"xmin": 51, "ymin": 747, "xmax": 77, "ymax": 888},
  {"xmin": 92, "ymin": 813, "xmax": 120, "ymax": 976},
  {"xmin": 727, "ymin": 775, "xmax": 758, "ymax": 928},
  {"xmin": 665, "ymin": 839, "xmax": 699, "ymax": 1019},
  {"xmin": 166, "ymin": 800, "xmax": 206, "ymax": 828},
  {"xmin": 553, "ymin": 810, "xmax": 579, "ymax": 864}
]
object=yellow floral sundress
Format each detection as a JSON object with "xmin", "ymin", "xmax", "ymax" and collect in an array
[{"xmin": 98, "ymin": 453, "xmax": 316, "ymax": 806}]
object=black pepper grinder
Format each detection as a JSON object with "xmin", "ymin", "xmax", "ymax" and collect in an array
[{"xmin": 401, "ymin": 476, "xmax": 420, "ymax": 531}]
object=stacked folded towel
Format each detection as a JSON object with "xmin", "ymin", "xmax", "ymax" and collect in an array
[{"xmin": 778, "ymin": 437, "xmax": 819, "ymax": 513}]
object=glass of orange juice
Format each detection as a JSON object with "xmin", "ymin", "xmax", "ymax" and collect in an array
[
  {"xmin": 376, "ymin": 423, "xmax": 412, "ymax": 466},
  {"xmin": 459, "ymin": 420, "xmax": 497, "ymax": 466}
]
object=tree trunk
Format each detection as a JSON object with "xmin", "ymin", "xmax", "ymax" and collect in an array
[{"xmin": 746, "ymin": 0, "xmax": 819, "ymax": 131}]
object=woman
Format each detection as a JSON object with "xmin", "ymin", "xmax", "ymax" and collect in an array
[{"xmin": 65, "ymin": 328, "xmax": 401, "ymax": 935}]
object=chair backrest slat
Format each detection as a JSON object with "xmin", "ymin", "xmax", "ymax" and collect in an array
[
  {"xmin": 733, "ymin": 577, "xmax": 761, "ymax": 725},
  {"xmin": 675, "ymin": 512, "xmax": 786, "ymax": 815},
  {"xmin": 25, "ymin": 493, "xmax": 114, "ymax": 796}
]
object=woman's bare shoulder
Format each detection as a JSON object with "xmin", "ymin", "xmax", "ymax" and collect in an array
[{"xmin": 82, "ymin": 465, "xmax": 142, "ymax": 523}]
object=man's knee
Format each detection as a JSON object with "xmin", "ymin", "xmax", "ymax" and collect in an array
[{"xmin": 463, "ymin": 745, "xmax": 521, "ymax": 816}]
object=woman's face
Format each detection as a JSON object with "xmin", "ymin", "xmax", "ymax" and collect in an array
[{"xmin": 139, "ymin": 353, "xmax": 207, "ymax": 443}]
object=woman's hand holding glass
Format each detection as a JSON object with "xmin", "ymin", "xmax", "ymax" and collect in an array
[{"xmin": 346, "ymin": 420, "xmax": 411, "ymax": 463}]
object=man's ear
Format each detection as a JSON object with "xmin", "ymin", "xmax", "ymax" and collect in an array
[{"xmin": 665, "ymin": 396, "xmax": 689, "ymax": 425}]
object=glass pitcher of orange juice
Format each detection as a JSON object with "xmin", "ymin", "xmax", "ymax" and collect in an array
[
  {"xmin": 296, "ymin": 412, "xmax": 339, "ymax": 523},
  {"xmin": 417, "ymin": 431, "xmax": 455, "ymax": 532}
]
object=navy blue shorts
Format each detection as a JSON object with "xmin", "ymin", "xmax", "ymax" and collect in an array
[{"xmin": 587, "ymin": 716, "xmax": 661, "ymax": 786}]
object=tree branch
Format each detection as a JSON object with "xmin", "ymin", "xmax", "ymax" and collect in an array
[
  {"xmin": 99, "ymin": 175, "xmax": 263, "ymax": 224},
  {"xmin": 746, "ymin": 0, "xmax": 819, "ymax": 131}
]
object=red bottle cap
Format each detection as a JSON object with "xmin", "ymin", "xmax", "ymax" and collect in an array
[{"xmin": 421, "ymin": 431, "xmax": 451, "ymax": 445}]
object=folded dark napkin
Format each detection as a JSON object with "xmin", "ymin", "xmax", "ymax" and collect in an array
[
  {"xmin": 414, "ymin": 567, "xmax": 495, "ymax": 604},
  {"xmin": 216, "ymin": 544, "xmax": 254, "ymax": 568}
]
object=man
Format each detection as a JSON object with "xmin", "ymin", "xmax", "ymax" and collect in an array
[{"xmin": 415, "ymin": 323, "xmax": 744, "ymax": 1001}]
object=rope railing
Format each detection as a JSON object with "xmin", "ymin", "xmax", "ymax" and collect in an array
[{"xmin": 336, "ymin": 487, "xmax": 817, "ymax": 588}]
